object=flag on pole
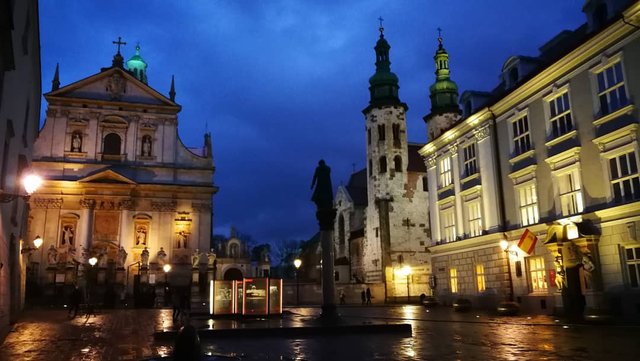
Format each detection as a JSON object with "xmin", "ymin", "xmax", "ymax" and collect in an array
[{"xmin": 517, "ymin": 229, "xmax": 537, "ymax": 255}]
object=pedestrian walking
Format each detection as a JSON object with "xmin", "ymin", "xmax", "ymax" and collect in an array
[
  {"xmin": 339, "ymin": 290, "xmax": 346, "ymax": 305},
  {"xmin": 361, "ymin": 289, "xmax": 366, "ymax": 305},
  {"xmin": 68, "ymin": 285, "xmax": 82, "ymax": 318},
  {"xmin": 366, "ymin": 287, "xmax": 372, "ymax": 305}
]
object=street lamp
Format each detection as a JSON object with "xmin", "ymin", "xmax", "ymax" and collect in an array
[
  {"xmin": 163, "ymin": 264, "xmax": 172, "ymax": 307},
  {"xmin": 396, "ymin": 265, "xmax": 412, "ymax": 303},
  {"xmin": 163, "ymin": 264, "xmax": 171, "ymax": 284},
  {"xmin": 0, "ymin": 173, "xmax": 43, "ymax": 203},
  {"xmin": 21, "ymin": 235, "xmax": 43, "ymax": 255},
  {"xmin": 293, "ymin": 258, "xmax": 302, "ymax": 306},
  {"xmin": 498, "ymin": 240, "xmax": 520, "ymax": 315}
]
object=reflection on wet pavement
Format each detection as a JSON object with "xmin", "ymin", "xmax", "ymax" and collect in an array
[{"xmin": 1, "ymin": 306, "xmax": 639, "ymax": 360}]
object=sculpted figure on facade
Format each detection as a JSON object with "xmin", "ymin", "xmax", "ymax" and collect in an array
[
  {"xmin": 142, "ymin": 135, "xmax": 152, "ymax": 157},
  {"xmin": 176, "ymin": 231, "xmax": 188, "ymax": 249},
  {"xmin": 61, "ymin": 225, "xmax": 74, "ymax": 246},
  {"xmin": 47, "ymin": 245, "xmax": 58, "ymax": 266},
  {"xmin": 141, "ymin": 247, "xmax": 150, "ymax": 267},
  {"xmin": 310, "ymin": 159, "xmax": 333, "ymax": 210},
  {"xmin": 192, "ymin": 249, "xmax": 201, "ymax": 268},
  {"xmin": 117, "ymin": 246, "xmax": 128, "ymax": 268},
  {"xmin": 71, "ymin": 132, "xmax": 82, "ymax": 152},
  {"xmin": 156, "ymin": 247, "xmax": 167, "ymax": 266},
  {"xmin": 207, "ymin": 249, "xmax": 216, "ymax": 267},
  {"xmin": 136, "ymin": 225, "xmax": 147, "ymax": 246}
]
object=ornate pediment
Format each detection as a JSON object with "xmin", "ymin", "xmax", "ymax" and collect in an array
[{"xmin": 78, "ymin": 168, "xmax": 136, "ymax": 184}]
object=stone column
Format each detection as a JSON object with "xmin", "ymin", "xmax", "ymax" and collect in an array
[
  {"xmin": 79, "ymin": 199, "xmax": 96, "ymax": 252},
  {"xmin": 317, "ymin": 208, "xmax": 337, "ymax": 319}
]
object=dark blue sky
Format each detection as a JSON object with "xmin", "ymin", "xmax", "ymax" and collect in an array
[{"xmin": 39, "ymin": 1, "xmax": 585, "ymax": 245}]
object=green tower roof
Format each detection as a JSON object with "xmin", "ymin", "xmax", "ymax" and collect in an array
[
  {"xmin": 126, "ymin": 44, "xmax": 148, "ymax": 84},
  {"xmin": 364, "ymin": 21, "xmax": 407, "ymax": 113},
  {"xmin": 427, "ymin": 31, "xmax": 461, "ymax": 116}
]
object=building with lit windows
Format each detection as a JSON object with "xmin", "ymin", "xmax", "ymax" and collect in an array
[
  {"xmin": 419, "ymin": 0, "xmax": 640, "ymax": 319},
  {"xmin": 0, "ymin": 0, "xmax": 41, "ymax": 340}
]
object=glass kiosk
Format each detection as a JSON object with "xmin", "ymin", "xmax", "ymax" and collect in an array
[{"xmin": 212, "ymin": 278, "xmax": 282, "ymax": 316}]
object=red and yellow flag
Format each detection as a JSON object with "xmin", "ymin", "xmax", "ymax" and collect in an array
[{"xmin": 517, "ymin": 229, "xmax": 537, "ymax": 255}]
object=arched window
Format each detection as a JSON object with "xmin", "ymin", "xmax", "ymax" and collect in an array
[
  {"xmin": 394, "ymin": 155, "xmax": 402, "ymax": 172},
  {"xmin": 103, "ymin": 133, "xmax": 121, "ymax": 155},
  {"xmin": 141, "ymin": 135, "xmax": 152, "ymax": 157},
  {"xmin": 379, "ymin": 156, "xmax": 387, "ymax": 174},
  {"xmin": 392, "ymin": 124, "xmax": 400, "ymax": 148},
  {"xmin": 368, "ymin": 159, "xmax": 373, "ymax": 177},
  {"xmin": 378, "ymin": 124, "xmax": 386, "ymax": 141},
  {"xmin": 338, "ymin": 214, "xmax": 345, "ymax": 245}
]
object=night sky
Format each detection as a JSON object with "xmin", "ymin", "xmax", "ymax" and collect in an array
[{"xmin": 39, "ymin": 1, "xmax": 586, "ymax": 246}]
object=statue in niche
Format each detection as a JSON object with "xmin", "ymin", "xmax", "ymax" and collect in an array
[
  {"xmin": 176, "ymin": 231, "xmax": 188, "ymax": 249},
  {"xmin": 117, "ymin": 246, "xmax": 127, "ymax": 268},
  {"xmin": 141, "ymin": 247, "xmax": 150, "ymax": 267},
  {"xmin": 207, "ymin": 249, "xmax": 216, "ymax": 267},
  {"xmin": 142, "ymin": 135, "xmax": 152, "ymax": 157},
  {"xmin": 71, "ymin": 132, "xmax": 82, "ymax": 152},
  {"xmin": 47, "ymin": 245, "xmax": 58, "ymax": 266},
  {"xmin": 310, "ymin": 159, "xmax": 334, "ymax": 211},
  {"xmin": 192, "ymin": 249, "xmax": 201, "ymax": 268},
  {"xmin": 156, "ymin": 247, "xmax": 167, "ymax": 266},
  {"xmin": 68, "ymin": 245, "xmax": 77, "ymax": 264},
  {"xmin": 136, "ymin": 226, "xmax": 147, "ymax": 246},
  {"xmin": 581, "ymin": 253, "xmax": 596, "ymax": 290},
  {"xmin": 61, "ymin": 224, "xmax": 75, "ymax": 246}
]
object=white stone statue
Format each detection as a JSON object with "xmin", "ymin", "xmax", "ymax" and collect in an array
[
  {"xmin": 142, "ymin": 136, "xmax": 152, "ymax": 156},
  {"xmin": 47, "ymin": 245, "xmax": 58, "ymax": 266},
  {"xmin": 554, "ymin": 256, "xmax": 565, "ymax": 290},
  {"xmin": 192, "ymin": 249, "xmax": 201, "ymax": 268},
  {"xmin": 117, "ymin": 246, "xmax": 127, "ymax": 268},
  {"xmin": 207, "ymin": 249, "xmax": 216, "ymax": 267},
  {"xmin": 141, "ymin": 247, "xmax": 150, "ymax": 267},
  {"xmin": 62, "ymin": 225, "xmax": 74, "ymax": 246},
  {"xmin": 71, "ymin": 133, "xmax": 82, "ymax": 152},
  {"xmin": 156, "ymin": 247, "xmax": 167, "ymax": 266},
  {"xmin": 68, "ymin": 245, "xmax": 77, "ymax": 264}
]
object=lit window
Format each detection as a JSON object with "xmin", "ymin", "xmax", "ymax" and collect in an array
[
  {"xmin": 528, "ymin": 256, "xmax": 548, "ymax": 292},
  {"xmin": 450, "ymin": 268, "xmax": 458, "ymax": 293},
  {"xmin": 547, "ymin": 92, "xmax": 573, "ymax": 138},
  {"xmin": 512, "ymin": 114, "xmax": 532, "ymax": 156},
  {"xmin": 609, "ymin": 151, "xmax": 640, "ymax": 203},
  {"xmin": 441, "ymin": 206, "xmax": 456, "ymax": 243},
  {"xmin": 625, "ymin": 246, "xmax": 640, "ymax": 288},
  {"xmin": 476, "ymin": 264, "xmax": 485, "ymax": 292},
  {"xmin": 466, "ymin": 201, "xmax": 482, "ymax": 237},
  {"xmin": 439, "ymin": 156, "xmax": 452, "ymax": 187},
  {"xmin": 463, "ymin": 143, "xmax": 477, "ymax": 177},
  {"xmin": 517, "ymin": 183, "xmax": 539, "ymax": 226},
  {"xmin": 558, "ymin": 170, "xmax": 584, "ymax": 216},
  {"xmin": 595, "ymin": 61, "xmax": 628, "ymax": 116}
]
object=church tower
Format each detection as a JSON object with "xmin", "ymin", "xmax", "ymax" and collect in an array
[
  {"xmin": 126, "ymin": 44, "xmax": 148, "ymax": 84},
  {"xmin": 423, "ymin": 30, "xmax": 461, "ymax": 141},
  {"xmin": 363, "ymin": 20, "xmax": 416, "ymax": 290}
]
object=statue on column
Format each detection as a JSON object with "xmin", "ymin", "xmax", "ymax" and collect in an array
[
  {"xmin": 141, "ymin": 247, "xmax": 150, "ymax": 268},
  {"xmin": 192, "ymin": 249, "xmax": 201, "ymax": 268},
  {"xmin": 311, "ymin": 159, "xmax": 334, "ymax": 211},
  {"xmin": 207, "ymin": 249, "xmax": 216, "ymax": 267},
  {"xmin": 117, "ymin": 246, "xmax": 128, "ymax": 268},
  {"xmin": 554, "ymin": 254, "xmax": 565, "ymax": 290},
  {"xmin": 157, "ymin": 247, "xmax": 167, "ymax": 266}
]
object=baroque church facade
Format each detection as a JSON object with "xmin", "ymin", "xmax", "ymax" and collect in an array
[
  {"xmin": 26, "ymin": 43, "xmax": 217, "ymax": 294},
  {"xmin": 334, "ymin": 24, "xmax": 430, "ymax": 301}
]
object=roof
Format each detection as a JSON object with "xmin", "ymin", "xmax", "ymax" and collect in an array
[{"xmin": 345, "ymin": 168, "xmax": 367, "ymax": 207}]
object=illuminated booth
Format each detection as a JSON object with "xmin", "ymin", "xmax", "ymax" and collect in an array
[{"xmin": 212, "ymin": 278, "xmax": 282, "ymax": 316}]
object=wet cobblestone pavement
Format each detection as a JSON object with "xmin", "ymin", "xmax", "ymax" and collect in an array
[{"xmin": 1, "ymin": 305, "xmax": 639, "ymax": 360}]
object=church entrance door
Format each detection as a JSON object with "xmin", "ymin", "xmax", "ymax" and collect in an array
[{"xmin": 224, "ymin": 268, "xmax": 243, "ymax": 280}]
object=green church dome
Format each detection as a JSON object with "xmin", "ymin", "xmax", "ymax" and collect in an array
[{"xmin": 126, "ymin": 44, "xmax": 148, "ymax": 84}]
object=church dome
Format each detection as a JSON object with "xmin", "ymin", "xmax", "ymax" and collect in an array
[{"xmin": 126, "ymin": 44, "xmax": 148, "ymax": 84}]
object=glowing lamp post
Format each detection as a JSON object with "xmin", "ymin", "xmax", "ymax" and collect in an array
[
  {"xmin": 88, "ymin": 257, "xmax": 98, "ymax": 267},
  {"xmin": 22, "ymin": 235, "xmax": 43, "ymax": 255},
  {"xmin": 294, "ymin": 258, "xmax": 302, "ymax": 306},
  {"xmin": 396, "ymin": 265, "xmax": 412, "ymax": 303},
  {"xmin": 163, "ymin": 264, "xmax": 171, "ymax": 284},
  {"xmin": 0, "ymin": 173, "xmax": 42, "ymax": 203}
]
